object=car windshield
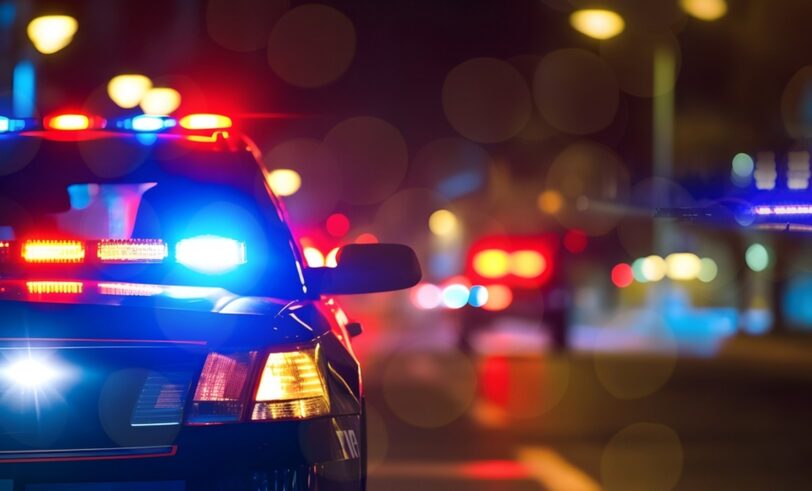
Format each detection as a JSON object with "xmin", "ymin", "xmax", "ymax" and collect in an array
[{"xmin": 0, "ymin": 134, "xmax": 307, "ymax": 300}]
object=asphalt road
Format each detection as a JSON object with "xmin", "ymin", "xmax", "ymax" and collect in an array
[{"xmin": 362, "ymin": 343, "xmax": 812, "ymax": 490}]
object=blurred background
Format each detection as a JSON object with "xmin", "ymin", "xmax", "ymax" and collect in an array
[{"xmin": 3, "ymin": 0, "xmax": 812, "ymax": 489}]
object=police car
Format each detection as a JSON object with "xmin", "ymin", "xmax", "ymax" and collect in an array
[{"xmin": 0, "ymin": 113, "xmax": 421, "ymax": 490}]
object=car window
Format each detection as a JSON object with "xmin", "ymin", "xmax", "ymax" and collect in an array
[{"xmin": 0, "ymin": 136, "xmax": 307, "ymax": 300}]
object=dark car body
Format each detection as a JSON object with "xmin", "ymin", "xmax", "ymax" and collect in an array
[{"xmin": 0, "ymin": 123, "xmax": 420, "ymax": 490}]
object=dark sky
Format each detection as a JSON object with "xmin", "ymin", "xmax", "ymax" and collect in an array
[{"xmin": 10, "ymin": 0, "xmax": 812, "ymax": 188}]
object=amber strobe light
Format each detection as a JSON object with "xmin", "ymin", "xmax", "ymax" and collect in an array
[
  {"xmin": 252, "ymin": 348, "xmax": 329, "ymax": 421},
  {"xmin": 22, "ymin": 240, "xmax": 86, "ymax": 263},
  {"xmin": 97, "ymin": 239, "xmax": 168, "ymax": 262},
  {"xmin": 178, "ymin": 113, "xmax": 232, "ymax": 130},
  {"xmin": 27, "ymin": 281, "xmax": 83, "ymax": 294},
  {"xmin": 44, "ymin": 114, "xmax": 91, "ymax": 131}
]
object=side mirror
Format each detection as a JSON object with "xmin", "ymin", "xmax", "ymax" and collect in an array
[{"xmin": 309, "ymin": 243, "xmax": 422, "ymax": 295}]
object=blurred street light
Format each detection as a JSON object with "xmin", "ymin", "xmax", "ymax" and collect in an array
[
  {"xmin": 27, "ymin": 15, "xmax": 78, "ymax": 54},
  {"xmin": 665, "ymin": 253, "xmax": 702, "ymax": 280},
  {"xmin": 641, "ymin": 255, "xmax": 667, "ymax": 282},
  {"xmin": 107, "ymin": 74, "xmax": 153, "ymax": 109},
  {"xmin": 267, "ymin": 169, "xmax": 302, "ymax": 197},
  {"xmin": 428, "ymin": 209, "xmax": 458, "ymax": 237},
  {"xmin": 139, "ymin": 87, "xmax": 181, "ymax": 115},
  {"xmin": 611, "ymin": 263, "xmax": 634, "ymax": 288},
  {"xmin": 569, "ymin": 9, "xmax": 625, "ymax": 40},
  {"xmin": 698, "ymin": 258, "xmax": 718, "ymax": 283},
  {"xmin": 680, "ymin": 0, "xmax": 728, "ymax": 21},
  {"xmin": 746, "ymin": 243, "xmax": 770, "ymax": 272},
  {"xmin": 537, "ymin": 190, "xmax": 563, "ymax": 214}
]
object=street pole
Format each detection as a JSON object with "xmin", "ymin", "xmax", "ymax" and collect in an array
[{"xmin": 653, "ymin": 44, "xmax": 676, "ymax": 255}]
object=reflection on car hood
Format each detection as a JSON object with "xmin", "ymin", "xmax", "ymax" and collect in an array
[{"xmin": 0, "ymin": 279, "xmax": 290, "ymax": 316}]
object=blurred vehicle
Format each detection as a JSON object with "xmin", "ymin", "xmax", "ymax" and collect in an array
[
  {"xmin": 458, "ymin": 234, "xmax": 573, "ymax": 352},
  {"xmin": 0, "ymin": 113, "xmax": 421, "ymax": 490}
]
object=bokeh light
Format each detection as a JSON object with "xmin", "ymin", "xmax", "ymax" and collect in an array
[
  {"xmin": 482, "ymin": 285, "xmax": 513, "ymax": 311},
  {"xmin": 594, "ymin": 315, "xmax": 678, "ymax": 399},
  {"xmin": 611, "ymin": 263, "xmax": 634, "ymax": 288},
  {"xmin": 442, "ymin": 58, "xmax": 532, "ymax": 143},
  {"xmin": 731, "ymin": 153, "xmax": 754, "ymax": 178},
  {"xmin": 569, "ymin": 9, "xmax": 625, "ymax": 40},
  {"xmin": 665, "ymin": 253, "xmax": 702, "ymax": 281},
  {"xmin": 428, "ymin": 209, "xmax": 459, "ymax": 237},
  {"xmin": 355, "ymin": 233, "xmax": 378, "ymax": 244},
  {"xmin": 412, "ymin": 283, "xmax": 443, "ymax": 310},
  {"xmin": 411, "ymin": 138, "xmax": 492, "ymax": 200},
  {"xmin": 27, "ymin": 15, "xmax": 78, "ymax": 55},
  {"xmin": 442, "ymin": 284, "xmax": 471, "ymax": 310},
  {"xmin": 697, "ymin": 257, "xmax": 718, "ymax": 283},
  {"xmin": 537, "ymin": 190, "xmax": 563, "ymax": 214},
  {"xmin": 641, "ymin": 255, "xmax": 668, "ymax": 282},
  {"xmin": 374, "ymin": 188, "xmax": 447, "ymax": 246},
  {"xmin": 631, "ymin": 257, "xmax": 648, "ymax": 283},
  {"xmin": 510, "ymin": 250, "xmax": 546, "ymax": 279},
  {"xmin": 107, "ymin": 74, "xmax": 152, "ymax": 109},
  {"xmin": 468, "ymin": 285, "xmax": 489, "ymax": 308},
  {"xmin": 780, "ymin": 66, "xmax": 812, "ymax": 139},
  {"xmin": 267, "ymin": 4, "xmax": 356, "ymax": 88},
  {"xmin": 267, "ymin": 169, "xmax": 302, "ymax": 197},
  {"xmin": 746, "ymin": 243, "xmax": 770, "ymax": 272},
  {"xmin": 139, "ymin": 87, "xmax": 181, "ymax": 115},
  {"xmin": 264, "ymin": 139, "xmax": 341, "ymax": 224},
  {"xmin": 207, "ymin": 0, "xmax": 289, "ymax": 52},
  {"xmin": 325, "ymin": 117, "xmax": 409, "ymax": 205},
  {"xmin": 534, "ymin": 49, "xmax": 619, "ymax": 134},
  {"xmin": 326, "ymin": 213, "xmax": 350, "ymax": 237},
  {"xmin": 680, "ymin": 0, "xmax": 728, "ymax": 21},
  {"xmin": 473, "ymin": 249, "xmax": 511, "ymax": 278}
]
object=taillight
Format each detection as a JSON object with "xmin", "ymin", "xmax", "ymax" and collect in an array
[
  {"xmin": 21, "ymin": 240, "xmax": 85, "ymax": 263},
  {"xmin": 251, "ymin": 348, "xmax": 329, "ymax": 421},
  {"xmin": 186, "ymin": 352, "xmax": 257, "ymax": 425},
  {"xmin": 185, "ymin": 347, "xmax": 330, "ymax": 425}
]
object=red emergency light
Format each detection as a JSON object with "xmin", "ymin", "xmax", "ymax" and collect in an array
[{"xmin": 465, "ymin": 235, "xmax": 558, "ymax": 290}]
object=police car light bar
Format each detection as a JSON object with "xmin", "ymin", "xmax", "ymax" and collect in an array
[
  {"xmin": 0, "ymin": 116, "xmax": 30, "ymax": 133},
  {"xmin": 179, "ymin": 113, "xmax": 232, "ymax": 130},
  {"xmin": 97, "ymin": 239, "xmax": 169, "ymax": 262},
  {"xmin": 752, "ymin": 204, "xmax": 812, "ymax": 216},
  {"xmin": 4, "ymin": 237, "xmax": 246, "ymax": 270},
  {"xmin": 175, "ymin": 235, "xmax": 246, "ymax": 273},
  {"xmin": 117, "ymin": 114, "xmax": 177, "ymax": 132},
  {"xmin": 44, "ymin": 113, "xmax": 99, "ymax": 131},
  {"xmin": 22, "ymin": 240, "xmax": 86, "ymax": 263}
]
